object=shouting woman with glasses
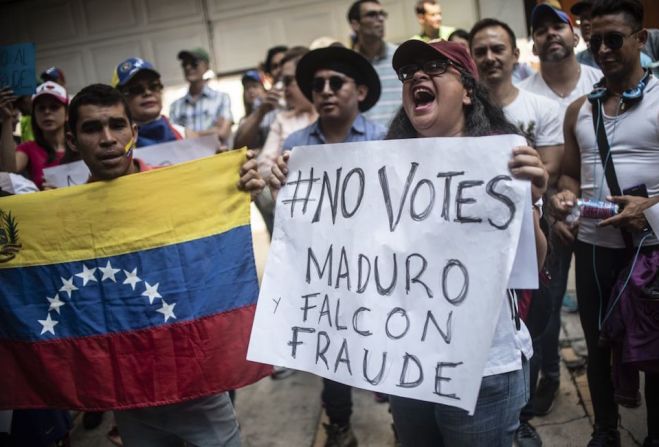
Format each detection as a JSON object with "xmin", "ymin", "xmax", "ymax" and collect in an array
[
  {"xmin": 258, "ymin": 41, "xmax": 547, "ymax": 447},
  {"xmin": 385, "ymin": 40, "xmax": 548, "ymax": 447},
  {"xmin": 112, "ymin": 57, "xmax": 187, "ymax": 148}
]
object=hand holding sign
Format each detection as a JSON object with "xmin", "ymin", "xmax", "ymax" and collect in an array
[
  {"xmin": 508, "ymin": 145, "xmax": 548, "ymax": 203},
  {"xmin": 237, "ymin": 149, "xmax": 266, "ymax": 201},
  {"xmin": 248, "ymin": 135, "xmax": 535, "ymax": 415},
  {"xmin": 0, "ymin": 43, "xmax": 36, "ymax": 96},
  {"xmin": 269, "ymin": 151, "xmax": 291, "ymax": 199}
]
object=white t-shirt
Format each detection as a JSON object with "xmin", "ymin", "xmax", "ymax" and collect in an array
[
  {"xmin": 575, "ymin": 76, "xmax": 659, "ymax": 248},
  {"xmin": 504, "ymin": 89, "xmax": 564, "ymax": 148},
  {"xmin": 483, "ymin": 291, "xmax": 533, "ymax": 376},
  {"xmin": 519, "ymin": 64, "xmax": 603, "ymax": 112}
]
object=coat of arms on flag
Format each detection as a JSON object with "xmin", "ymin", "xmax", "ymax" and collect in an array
[
  {"xmin": 0, "ymin": 150, "xmax": 270, "ymax": 411},
  {"xmin": 0, "ymin": 209, "xmax": 20, "ymax": 263}
]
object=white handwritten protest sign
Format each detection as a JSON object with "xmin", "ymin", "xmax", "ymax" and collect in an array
[
  {"xmin": 248, "ymin": 135, "xmax": 533, "ymax": 414},
  {"xmin": 42, "ymin": 136, "xmax": 218, "ymax": 187}
]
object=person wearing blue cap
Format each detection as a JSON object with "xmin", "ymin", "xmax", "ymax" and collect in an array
[
  {"xmin": 112, "ymin": 57, "xmax": 188, "ymax": 148},
  {"xmin": 241, "ymin": 70, "xmax": 266, "ymax": 118},
  {"xmin": 169, "ymin": 48, "xmax": 233, "ymax": 144},
  {"xmin": 232, "ymin": 46, "xmax": 288, "ymax": 151},
  {"xmin": 521, "ymin": 3, "xmax": 603, "ymax": 110},
  {"xmin": 517, "ymin": 3, "xmax": 603, "ymax": 433}
]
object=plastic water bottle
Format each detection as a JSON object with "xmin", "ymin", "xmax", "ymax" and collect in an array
[{"xmin": 566, "ymin": 198, "xmax": 619, "ymax": 224}]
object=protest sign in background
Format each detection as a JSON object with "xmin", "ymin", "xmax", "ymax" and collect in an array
[
  {"xmin": 42, "ymin": 136, "xmax": 219, "ymax": 188},
  {"xmin": 248, "ymin": 135, "xmax": 533, "ymax": 414},
  {"xmin": 0, "ymin": 43, "xmax": 36, "ymax": 96}
]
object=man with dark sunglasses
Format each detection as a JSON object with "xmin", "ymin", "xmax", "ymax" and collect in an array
[
  {"xmin": 281, "ymin": 45, "xmax": 385, "ymax": 447},
  {"xmin": 573, "ymin": 1, "xmax": 654, "ymax": 71},
  {"xmin": 112, "ymin": 57, "xmax": 187, "ymax": 148},
  {"xmin": 169, "ymin": 48, "xmax": 233, "ymax": 144},
  {"xmin": 551, "ymin": 1, "xmax": 659, "ymax": 444},
  {"xmin": 347, "ymin": 0, "xmax": 401, "ymax": 129}
]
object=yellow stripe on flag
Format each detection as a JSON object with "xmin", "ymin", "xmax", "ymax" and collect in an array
[{"xmin": 0, "ymin": 149, "xmax": 249, "ymax": 268}]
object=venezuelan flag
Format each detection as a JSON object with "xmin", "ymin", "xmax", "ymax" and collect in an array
[{"xmin": 0, "ymin": 149, "xmax": 270, "ymax": 411}]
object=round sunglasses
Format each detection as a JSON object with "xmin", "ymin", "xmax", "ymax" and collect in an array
[
  {"xmin": 122, "ymin": 80, "xmax": 164, "ymax": 97},
  {"xmin": 311, "ymin": 75, "xmax": 353, "ymax": 93},
  {"xmin": 589, "ymin": 29, "xmax": 641, "ymax": 53}
]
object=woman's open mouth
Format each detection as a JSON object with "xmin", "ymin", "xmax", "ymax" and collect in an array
[{"xmin": 412, "ymin": 86, "xmax": 436, "ymax": 111}]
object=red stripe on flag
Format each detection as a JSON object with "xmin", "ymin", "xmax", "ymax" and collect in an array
[{"xmin": 0, "ymin": 305, "xmax": 272, "ymax": 411}]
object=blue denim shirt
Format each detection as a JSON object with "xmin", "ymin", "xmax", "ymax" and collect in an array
[{"xmin": 282, "ymin": 114, "xmax": 386, "ymax": 150}]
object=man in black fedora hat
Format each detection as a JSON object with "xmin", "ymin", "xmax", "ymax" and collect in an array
[
  {"xmin": 279, "ymin": 45, "xmax": 386, "ymax": 447},
  {"xmin": 282, "ymin": 45, "xmax": 385, "ymax": 152}
]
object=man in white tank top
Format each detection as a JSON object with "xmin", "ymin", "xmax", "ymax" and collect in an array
[
  {"xmin": 516, "ymin": 5, "xmax": 604, "ymax": 428},
  {"xmin": 551, "ymin": 1, "xmax": 659, "ymax": 446}
]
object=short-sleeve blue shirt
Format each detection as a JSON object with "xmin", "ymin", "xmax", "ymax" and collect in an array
[{"xmin": 282, "ymin": 114, "xmax": 386, "ymax": 150}]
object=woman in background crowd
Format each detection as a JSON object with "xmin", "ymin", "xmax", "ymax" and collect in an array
[{"xmin": 0, "ymin": 82, "xmax": 78, "ymax": 189}]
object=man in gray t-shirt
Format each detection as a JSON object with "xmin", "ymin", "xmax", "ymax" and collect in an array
[{"xmin": 347, "ymin": 0, "xmax": 402, "ymax": 129}]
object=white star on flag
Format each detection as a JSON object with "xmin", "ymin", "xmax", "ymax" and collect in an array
[
  {"xmin": 46, "ymin": 295, "xmax": 65, "ymax": 314},
  {"xmin": 123, "ymin": 268, "xmax": 142, "ymax": 291},
  {"xmin": 142, "ymin": 282, "xmax": 162, "ymax": 304},
  {"xmin": 99, "ymin": 261, "xmax": 120, "ymax": 282},
  {"xmin": 59, "ymin": 276, "xmax": 78, "ymax": 298},
  {"xmin": 156, "ymin": 301, "xmax": 177, "ymax": 322},
  {"xmin": 38, "ymin": 314, "xmax": 59, "ymax": 335},
  {"xmin": 75, "ymin": 264, "xmax": 97, "ymax": 286}
]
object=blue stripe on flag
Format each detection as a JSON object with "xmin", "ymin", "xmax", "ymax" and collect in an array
[{"xmin": 0, "ymin": 225, "xmax": 258, "ymax": 341}]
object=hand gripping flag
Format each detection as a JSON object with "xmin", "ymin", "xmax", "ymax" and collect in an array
[{"xmin": 0, "ymin": 150, "xmax": 271, "ymax": 411}]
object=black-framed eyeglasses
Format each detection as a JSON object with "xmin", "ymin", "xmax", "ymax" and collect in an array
[
  {"xmin": 122, "ymin": 80, "xmax": 164, "ymax": 97},
  {"xmin": 396, "ymin": 59, "xmax": 454, "ymax": 82},
  {"xmin": 282, "ymin": 75, "xmax": 296, "ymax": 87},
  {"xmin": 362, "ymin": 10, "xmax": 388, "ymax": 20},
  {"xmin": 589, "ymin": 29, "xmax": 641, "ymax": 53},
  {"xmin": 311, "ymin": 75, "xmax": 351, "ymax": 93}
]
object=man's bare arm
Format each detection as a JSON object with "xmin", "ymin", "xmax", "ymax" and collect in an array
[
  {"xmin": 537, "ymin": 143, "xmax": 563, "ymax": 188},
  {"xmin": 556, "ymin": 97, "xmax": 585, "ymax": 196}
]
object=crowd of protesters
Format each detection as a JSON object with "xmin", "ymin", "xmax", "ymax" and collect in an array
[{"xmin": 0, "ymin": 0, "xmax": 658, "ymax": 446}]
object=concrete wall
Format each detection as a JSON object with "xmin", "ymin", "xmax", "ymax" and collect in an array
[{"xmin": 0, "ymin": 0, "xmax": 527, "ymax": 94}]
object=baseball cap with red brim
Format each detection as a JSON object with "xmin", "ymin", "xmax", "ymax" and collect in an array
[
  {"xmin": 32, "ymin": 81, "xmax": 68, "ymax": 105},
  {"xmin": 531, "ymin": 4, "xmax": 574, "ymax": 31},
  {"xmin": 392, "ymin": 40, "xmax": 479, "ymax": 81}
]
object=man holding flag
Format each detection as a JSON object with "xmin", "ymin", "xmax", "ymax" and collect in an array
[{"xmin": 0, "ymin": 83, "xmax": 268, "ymax": 446}]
